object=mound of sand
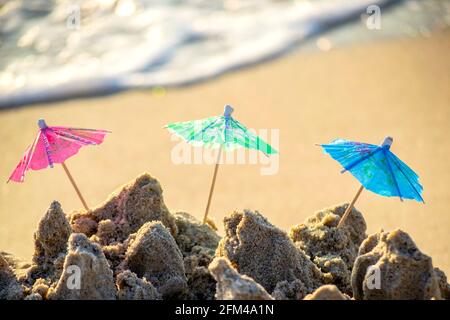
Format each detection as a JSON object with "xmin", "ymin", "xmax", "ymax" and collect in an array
[
  {"xmin": 216, "ymin": 209, "xmax": 324, "ymax": 299},
  {"xmin": 0, "ymin": 173, "xmax": 448, "ymax": 300},
  {"xmin": 289, "ymin": 204, "xmax": 367, "ymax": 294},
  {"xmin": 352, "ymin": 229, "xmax": 443, "ymax": 300},
  {"xmin": 209, "ymin": 257, "xmax": 273, "ymax": 300}
]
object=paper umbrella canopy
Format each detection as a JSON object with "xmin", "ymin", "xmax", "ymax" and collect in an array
[
  {"xmin": 319, "ymin": 137, "xmax": 424, "ymax": 228},
  {"xmin": 8, "ymin": 119, "xmax": 110, "ymax": 210},
  {"xmin": 319, "ymin": 137, "xmax": 424, "ymax": 202},
  {"xmin": 165, "ymin": 105, "xmax": 278, "ymax": 155}
]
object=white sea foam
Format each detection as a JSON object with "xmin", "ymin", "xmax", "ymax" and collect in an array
[{"xmin": 0, "ymin": 0, "xmax": 447, "ymax": 108}]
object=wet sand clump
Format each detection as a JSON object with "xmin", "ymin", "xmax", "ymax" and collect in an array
[
  {"xmin": 116, "ymin": 270, "xmax": 161, "ymax": 300},
  {"xmin": 304, "ymin": 285, "xmax": 350, "ymax": 300},
  {"xmin": 270, "ymin": 279, "xmax": 309, "ymax": 300},
  {"xmin": 26, "ymin": 201, "xmax": 71, "ymax": 283},
  {"xmin": 173, "ymin": 212, "xmax": 220, "ymax": 300},
  {"xmin": 120, "ymin": 221, "xmax": 187, "ymax": 299},
  {"xmin": 434, "ymin": 267, "xmax": 450, "ymax": 300},
  {"xmin": 69, "ymin": 173, "xmax": 177, "ymax": 245},
  {"xmin": 209, "ymin": 257, "xmax": 273, "ymax": 300},
  {"xmin": 351, "ymin": 229, "xmax": 442, "ymax": 300},
  {"xmin": 0, "ymin": 251, "xmax": 30, "ymax": 279},
  {"xmin": 174, "ymin": 212, "xmax": 219, "ymax": 254},
  {"xmin": 47, "ymin": 233, "xmax": 116, "ymax": 300},
  {"xmin": 217, "ymin": 210, "xmax": 324, "ymax": 298},
  {"xmin": 289, "ymin": 204, "xmax": 367, "ymax": 294},
  {"xmin": 0, "ymin": 253, "xmax": 23, "ymax": 300}
]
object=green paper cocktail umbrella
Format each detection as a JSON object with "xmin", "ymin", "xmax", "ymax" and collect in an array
[{"xmin": 165, "ymin": 105, "xmax": 278, "ymax": 223}]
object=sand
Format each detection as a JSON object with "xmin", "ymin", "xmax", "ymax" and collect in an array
[{"xmin": 0, "ymin": 31, "xmax": 449, "ymax": 275}]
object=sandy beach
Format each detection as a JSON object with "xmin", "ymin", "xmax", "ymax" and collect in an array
[{"xmin": 0, "ymin": 31, "xmax": 449, "ymax": 276}]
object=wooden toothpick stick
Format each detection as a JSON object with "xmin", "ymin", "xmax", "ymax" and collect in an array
[
  {"xmin": 203, "ymin": 147, "xmax": 222, "ymax": 224},
  {"xmin": 61, "ymin": 161, "xmax": 90, "ymax": 211},
  {"xmin": 337, "ymin": 185, "xmax": 364, "ymax": 228}
]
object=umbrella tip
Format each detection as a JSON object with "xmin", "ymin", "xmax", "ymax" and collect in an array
[
  {"xmin": 38, "ymin": 119, "xmax": 47, "ymax": 129},
  {"xmin": 381, "ymin": 136, "xmax": 393, "ymax": 148},
  {"xmin": 224, "ymin": 104, "xmax": 234, "ymax": 117}
]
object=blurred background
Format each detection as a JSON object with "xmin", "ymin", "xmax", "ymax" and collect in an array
[
  {"xmin": 1, "ymin": 0, "xmax": 449, "ymax": 107},
  {"xmin": 0, "ymin": 0, "xmax": 449, "ymax": 273}
]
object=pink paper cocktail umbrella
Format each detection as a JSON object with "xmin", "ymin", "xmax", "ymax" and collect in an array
[{"xmin": 8, "ymin": 119, "xmax": 110, "ymax": 211}]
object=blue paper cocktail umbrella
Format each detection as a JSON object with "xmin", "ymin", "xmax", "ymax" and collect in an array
[{"xmin": 318, "ymin": 137, "xmax": 424, "ymax": 227}]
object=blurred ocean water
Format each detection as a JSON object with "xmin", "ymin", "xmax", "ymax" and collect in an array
[{"xmin": 0, "ymin": 0, "xmax": 449, "ymax": 108}]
